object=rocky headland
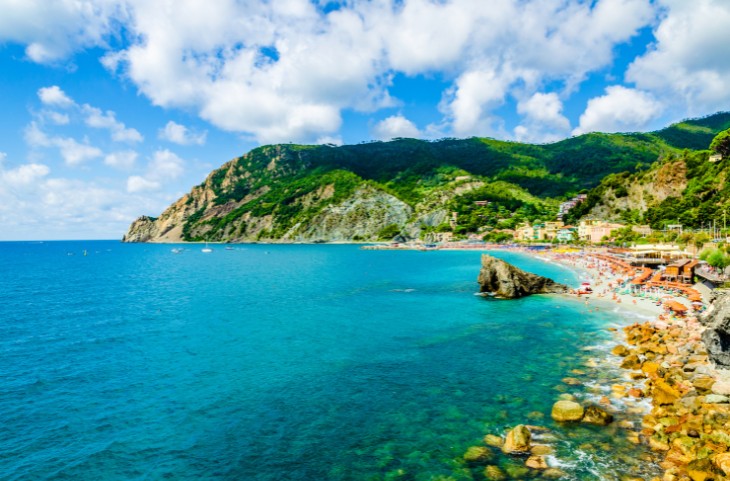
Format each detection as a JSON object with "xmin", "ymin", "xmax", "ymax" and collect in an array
[{"xmin": 477, "ymin": 254, "xmax": 569, "ymax": 299}]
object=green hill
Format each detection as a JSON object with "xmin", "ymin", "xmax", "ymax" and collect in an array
[
  {"xmin": 564, "ymin": 116, "xmax": 730, "ymax": 231},
  {"xmin": 122, "ymin": 112, "xmax": 730, "ymax": 243}
]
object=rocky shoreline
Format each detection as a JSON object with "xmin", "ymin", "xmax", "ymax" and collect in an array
[
  {"xmin": 611, "ymin": 312, "xmax": 730, "ymax": 480},
  {"xmin": 460, "ymin": 252, "xmax": 730, "ymax": 481}
]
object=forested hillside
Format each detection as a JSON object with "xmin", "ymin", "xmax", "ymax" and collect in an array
[{"xmin": 123, "ymin": 112, "xmax": 730, "ymax": 243}]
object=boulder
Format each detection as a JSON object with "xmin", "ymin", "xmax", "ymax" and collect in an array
[
  {"xmin": 712, "ymin": 379, "xmax": 730, "ymax": 396},
  {"xmin": 477, "ymin": 254, "xmax": 568, "ymax": 299},
  {"xmin": 502, "ymin": 424, "xmax": 531, "ymax": 454},
  {"xmin": 551, "ymin": 400, "xmax": 585, "ymax": 422},
  {"xmin": 703, "ymin": 394, "xmax": 730, "ymax": 404},
  {"xmin": 525, "ymin": 455, "xmax": 549, "ymax": 469},
  {"xmin": 621, "ymin": 354, "xmax": 642, "ymax": 370},
  {"xmin": 582, "ymin": 405, "xmax": 614, "ymax": 426},
  {"xmin": 612, "ymin": 344, "xmax": 630, "ymax": 357},
  {"xmin": 653, "ymin": 380, "xmax": 682, "ymax": 406},
  {"xmin": 713, "ymin": 452, "xmax": 730, "ymax": 476},
  {"xmin": 483, "ymin": 434, "xmax": 504, "ymax": 448}
]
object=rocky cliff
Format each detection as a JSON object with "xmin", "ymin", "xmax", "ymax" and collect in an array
[
  {"xmin": 477, "ymin": 254, "xmax": 569, "ymax": 299},
  {"xmin": 701, "ymin": 289, "xmax": 730, "ymax": 368}
]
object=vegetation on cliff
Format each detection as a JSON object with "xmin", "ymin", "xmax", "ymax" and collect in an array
[
  {"xmin": 124, "ymin": 112, "xmax": 730, "ymax": 243},
  {"xmin": 565, "ymin": 117, "xmax": 730, "ymax": 233}
]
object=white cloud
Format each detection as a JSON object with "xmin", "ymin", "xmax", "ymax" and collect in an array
[
  {"xmin": 441, "ymin": 67, "xmax": 515, "ymax": 137},
  {"xmin": 24, "ymin": 122, "xmax": 103, "ymax": 166},
  {"xmin": 104, "ymin": 0, "xmax": 656, "ymax": 142},
  {"xmin": 0, "ymin": 171, "xmax": 170, "ymax": 240},
  {"xmin": 158, "ymin": 121, "xmax": 207, "ymax": 146},
  {"xmin": 373, "ymin": 115, "xmax": 421, "ymax": 140},
  {"xmin": 1, "ymin": 162, "xmax": 51, "ymax": 186},
  {"xmin": 37, "ymin": 86, "xmax": 75, "ymax": 108},
  {"xmin": 514, "ymin": 92, "xmax": 571, "ymax": 143},
  {"xmin": 0, "ymin": 1, "xmax": 121, "ymax": 63},
  {"xmin": 573, "ymin": 86, "xmax": 664, "ymax": 135},
  {"xmin": 55, "ymin": 137, "xmax": 103, "ymax": 166},
  {"xmin": 626, "ymin": 0, "xmax": 730, "ymax": 115},
  {"xmin": 105, "ymin": 150, "xmax": 138, "ymax": 170},
  {"xmin": 126, "ymin": 175, "xmax": 160, "ymax": 193},
  {"xmin": 126, "ymin": 149, "xmax": 186, "ymax": 193},
  {"xmin": 45, "ymin": 111, "xmax": 70, "ymax": 125},
  {"xmin": 315, "ymin": 135, "xmax": 343, "ymax": 146},
  {"xmin": 9, "ymin": 0, "xmax": 660, "ymax": 142},
  {"xmin": 149, "ymin": 149, "xmax": 184, "ymax": 180},
  {"xmin": 82, "ymin": 105, "xmax": 143, "ymax": 143}
]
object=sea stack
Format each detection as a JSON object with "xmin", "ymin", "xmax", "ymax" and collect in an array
[{"xmin": 477, "ymin": 254, "xmax": 569, "ymax": 299}]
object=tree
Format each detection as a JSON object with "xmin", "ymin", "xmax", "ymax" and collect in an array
[
  {"xmin": 705, "ymin": 248, "xmax": 730, "ymax": 270},
  {"xmin": 710, "ymin": 128, "xmax": 730, "ymax": 157}
]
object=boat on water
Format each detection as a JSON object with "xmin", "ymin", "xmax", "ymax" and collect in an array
[
  {"xmin": 201, "ymin": 242, "xmax": 213, "ymax": 253},
  {"xmin": 171, "ymin": 248, "xmax": 183, "ymax": 254}
]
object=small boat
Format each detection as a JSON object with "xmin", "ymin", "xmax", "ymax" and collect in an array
[
  {"xmin": 201, "ymin": 242, "xmax": 212, "ymax": 253},
  {"xmin": 171, "ymin": 248, "xmax": 183, "ymax": 254},
  {"xmin": 225, "ymin": 246, "xmax": 234, "ymax": 251}
]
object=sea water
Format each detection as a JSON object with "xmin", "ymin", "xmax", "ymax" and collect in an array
[{"xmin": 0, "ymin": 242, "xmax": 656, "ymax": 480}]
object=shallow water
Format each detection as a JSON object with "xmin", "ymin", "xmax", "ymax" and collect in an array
[{"xmin": 0, "ymin": 243, "xmax": 657, "ymax": 480}]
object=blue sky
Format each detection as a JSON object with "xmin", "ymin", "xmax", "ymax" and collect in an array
[{"xmin": 1, "ymin": 0, "xmax": 730, "ymax": 240}]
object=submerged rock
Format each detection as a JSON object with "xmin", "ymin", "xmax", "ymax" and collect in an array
[
  {"xmin": 551, "ymin": 400, "xmax": 585, "ymax": 422},
  {"xmin": 581, "ymin": 405, "xmax": 614, "ymax": 426},
  {"xmin": 483, "ymin": 465, "xmax": 506, "ymax": 481},
  {"xmin": 477, "ymin": 254, "xmax": 569, "ymax": 299},
  {"xmin": 463, "ymin": 446, "xmax": 493, "ymax": 464},
  {"xmin": 502, "ymin": 424, "xmax": 531, "ymax": 454}
]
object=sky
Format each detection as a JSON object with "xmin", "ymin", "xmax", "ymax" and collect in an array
[{"xmin": 1, "ymin": 0, "xmax": 730, "ymax": 240}]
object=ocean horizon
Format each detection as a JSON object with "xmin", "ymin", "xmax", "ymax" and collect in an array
[{"xmin": 1, "ymin": 241, "xmax": 657, "ymax": 480}]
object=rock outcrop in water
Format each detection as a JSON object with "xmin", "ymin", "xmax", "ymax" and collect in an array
[
  {"xmin": 477, "ymin": 254, "xmax": 569, "ymax": 299},
  {"xmin": 701, "ymin": 289, "xmax": 730, "ymax": 368}
]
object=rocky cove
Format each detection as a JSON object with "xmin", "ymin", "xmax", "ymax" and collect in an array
[{"xmin": 462, "ymin": 253, "xmax": 730, "ymax": 481}]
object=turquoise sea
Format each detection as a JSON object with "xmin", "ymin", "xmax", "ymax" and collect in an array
[{"xmin": 0, "ymin": 242, "xmax": 657, "ymax": 480}]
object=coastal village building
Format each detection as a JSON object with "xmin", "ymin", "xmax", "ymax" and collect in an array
[
  {"xmin": 516, "ymin": 219, "xmax": 629, "ymax": 244},
  {"xmin": 578, "ymin": 220, "xmax": 625, "ymax": 243},
  {"xmin": 514, "ymin": 221, "xmax": 565, "ymax": 241},
  {"xmin": 621, "ymin": 244, "xmax": 692, "ymax": 265},
  {"xmin": 542, "ymin": 221, "xmax": 564, "ymax": 240},
  {"xmin": 515, "ymin": 223, "xmax": 545, "ymax": 241},
  {"xmin": 709, "ymin": 154, "xmax": 723, "ymax": 163},
  {"xmin": 556, "ymin": 226, "xmax": 577, "ymax": 243},
  {"xmin": 557, "ymin": 194, "xmax": 587, "ymax": 220}
]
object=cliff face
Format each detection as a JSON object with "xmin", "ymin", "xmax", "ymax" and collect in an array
[
  {"xmin": 584, "ymin": 160, "xmax": 688, "ymax": 221},
  {"xmin": 477, "ymin": 254, "xmax": 569, "ymax": 299},
  {"xmin": 701, "ymin": 290, "xmax": 730, "ymax": 368}
]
